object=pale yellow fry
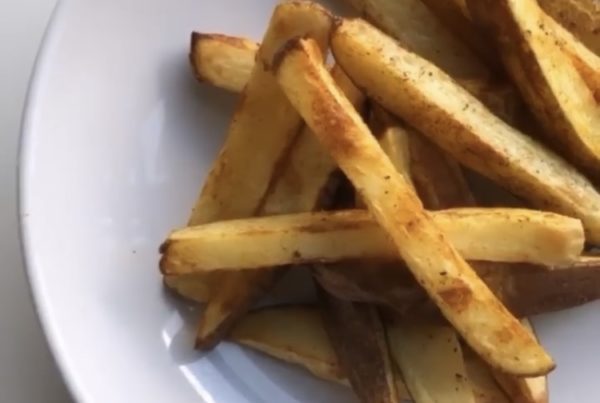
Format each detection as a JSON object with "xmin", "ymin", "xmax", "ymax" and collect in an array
[
  {"xmin": 331, "ymin": 18, "xmax": 600, "ymax": 244},
  {"xmin": 161, "ymin": 208, "xmax": 583, "ymax": 272},
  {"xmin": 190, "ymin": 33, "xmax": 257, "ymax": 92},
  {"xmin": 273, "ymin": 37, "xmax": 552, "ymax": 375},
  {"xmin": 467, "ymin": 0, "xmax": 600, "ymax": 183},
  {"xmin": 387, "ymin": 320, "xmax": 475, "ymax": 403}
]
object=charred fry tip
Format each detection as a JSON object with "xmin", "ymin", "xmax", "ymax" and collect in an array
[
  {"xmin": 158, "ymin": 250, "xmax": 171, "ymax": 275},
  {"xmin": 158, "ymin": 239, "xmax": 170, "ymax": 255},
  {"xmin": 272, "ymin": 36, "xmax": 320, "ymax": 74}
]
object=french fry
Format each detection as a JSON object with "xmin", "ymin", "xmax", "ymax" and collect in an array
[
  {"xmin": 229, "ymin": 304, "xmax": 346, "ymax": 384},
  {"xmin": 315, "ymin": 257, "xmax": 600, "ymax": 319},
  {"xmin": 463, "ymin": 348, "xmax": 512, "ymax": 403},
  {"xmin": 183, "ymin": 1, "xmax": 333, "ymax": 349},
  {"xmin": 229, "ymin": 305, "xmax": 412, "ymax": 399},
  {"xmin": 160, "ymin": 208, "xmax": 584, "ymax": 273},
  {"xmin": 331, "ymin": 18, "xmax": 600, "ymax": 244},
  {"xmin": 491, "ymin": 319, "xmax": 549, "ymax": 403},
  {"xmin": 467, "ymin": 0, "xmax": 600, "ymax": 184},
  {"xmin": 387, "ymin": 318, "xmax": 475, "ymax": 403},
  {"xmin": 343, "ymin": 0, "xmax": 488, "ymax": 79},
  {"xmin": 274, "ymin": 37, "xmax": 552, "ymax": 376},
  {"xmin": 539, "ymin": 0, "xmax": 600, "ymax": 56},
  {"xmin": 189, "ymin": 33, "xmax": 257, "ymax": 92},
  {"xmin": 419, "ymin": 0, "xmax": 500, "ymax": 71},
  {"xmin": 317, "ymin": 286, "xmax": 400, "ymax": 403}
]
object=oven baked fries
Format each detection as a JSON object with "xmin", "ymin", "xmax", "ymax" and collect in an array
[
  {"xmin": 330, "ymin": 18, "xmax": 600, "ymax": 244},
  {"xmin": 161, "ymin": 209, "xmax": 583, "ymax": 272},
  {"xmin": 273, "ymin": 36, "xmax": 553, "ymax": 375},
  {"xmin": 160, "ymin": 1, "xmax": 600, "ymax": 400},
  {"xmin": 189, "ymin": 33, "xmax": 257, "ymax": 93},
  {"xmin": 467, "ymin": 0, "xmax": 600, "ymax": 183}
]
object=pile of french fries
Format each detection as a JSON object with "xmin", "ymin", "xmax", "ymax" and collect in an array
[{"xmin": 159, "ymin": 0, "xmax": 600, "ymax": 401}]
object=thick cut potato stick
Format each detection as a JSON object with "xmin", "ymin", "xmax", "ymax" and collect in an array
[
  {"xmin": 492, "ymin": 320, "xmax": 549, "ymax": 403},
  {"xmin": 331, "ymin": 18, "xmax": 600, "ymax": 244},
  {"xmin": 274, "ymin": 37, "xmax": 552, "ymax": 376},
  {"xmin": 539, "ymin": 0, "xmax": 600, "ymax": 56},
  {"xmin": 183, "ymin": 1, "xmax": 333, "ymax": 349},
  {"xmin": 194, "ymin": 64, "xmax": 365, "ymax": 349},
  {"xmin": 160, "ymin": 208, "xmax": 584, "ymax": 272},
  {"xmin": 190, "ymin": 2, "xmax": 330, "ymax": 224},
  {"xmin": 315, "ymin": 257, "xmax": 600, "ymax": 319},
  {"xmin": 189, "ymin": 33, "xmax": 258, "ymax": 92},
  {"xmin": 317, "ymin": 287, "xmax": 400, "ymax": 403},
  {"xmin": 387, "ymin": 319, "xmax": 475, "ymax": 403},
  {"xmin": 463, "ymin": 348, "xmax": 511, "ymax": 403},
  {"xmin": 467, "ymin": 0, "xmax": 600, "ymax": 183},
  {"xmin": 229, "ymin": 305, "xmax": 411, "ymax": 399},
  {"xmin": 229, "ymin": 305, "xmax": 346, "ymax": 384},
  {"xmin": 343, "ymin": 0, "xmax": 488, "ymax": 79}
]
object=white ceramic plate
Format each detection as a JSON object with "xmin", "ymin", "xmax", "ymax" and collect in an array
[{"xmin": 19, "ymin": 1, "xmax": 600, "ymax": 402}]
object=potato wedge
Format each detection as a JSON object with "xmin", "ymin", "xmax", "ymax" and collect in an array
[
  {"xmin": 274, "ymin": 37, "xmax": 552, "ymax": 376},
  {"xmin": 387, "ymin": 318, "xmax": 475, "ymax": 403},
  {"xmin": 467, "ymin": 0, "xmax": 600, "ymax": 183},
  {"xmin": 316, "ymin": 257, "xmax": 600, "ymax": 319},
  {"xmin": 539, "ymin": 0, "xmax": 600, "ymax": 55},
  {"xmin": 491, "ymin": 319, "xmax": 549, "ymax": 403},
  {"xmin": 343, "ymin": 0, "xmax": 488, "ymax": 79},
  {"xmin": 229, "ymin": 305, "xmax": 412, "ymax": 399},
  {"xmin": 317, "ymin": 286, "xmax": 400, "ymax": 403},
  {"xmin": 160, "ymin": 208, "xmax": 584, "ymax": 273},
  {"xmin": 189, "ymin": 33, "xmax": 257, "ymax": 92},
  {"xmin": 229, "ymin": 304, "xmax": 346, "ymax": 384},
  {"xmin": 331, "ymin": 18, "xmax": 600, "ymax": 244},
  {"xmin": 185, "ymin": 1, "xmax": 333, "ymax": 349}
]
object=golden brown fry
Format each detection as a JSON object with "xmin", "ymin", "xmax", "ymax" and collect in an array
[
  {"xmin": 185, "ymin": 1, "xmax": 333, "ymax": 349},
  {"xmin": 189, "ymin": 33, "xmax": 257, "ymax": 92},
  {"xmin": 194, "ymin": 63, "xmax": 365, "ymax": 349},
  {"xmin": 491, "ymin": 320, "xmax": 549, "ymax": 403},
  {"xmin": 539, "ymin": 0, "xmax": 600, "ymax": 55},
  {"xmin": 387, "ymin": 318, "xmax": 475, "ymax": 403},
  {"xmin": 343, "ymin": 0, "xmax": 488, "ymax": 79},
  {"xmin": 331, "ymin": 18, "xmax": 600, "ymax": 244},
  {"xmin": 274, "ymin": 37, "xmax": 552, "ymax": 376},
  {"xmin": 160, "ymin": 208, "xmax": 584, "ymax": 273},
  {"xmin": 317, "ymin": 287, "xmax": 400, "ymax": 403},
  {"xmin": 467, "ymin": 0, "xmax": 600, "ymax": 184}
]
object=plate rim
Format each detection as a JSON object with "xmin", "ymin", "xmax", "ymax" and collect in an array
[{"xmin": 17, "ymin": 2, "xmax": 87, "ymax": 402}]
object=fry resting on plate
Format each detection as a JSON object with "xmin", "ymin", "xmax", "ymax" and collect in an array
[{"xmin": 160, "ymin": 0, "xmax": 600, "ymax": 401}]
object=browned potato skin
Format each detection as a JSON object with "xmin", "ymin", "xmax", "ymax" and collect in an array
[
  {"xmin": 539, "ymin": 0, "xmax": 600, "ymax": 56},
  {"xmin": 467, "ymin": 0, "xmax": 600, "ymax": 184},
  {"xmin": 316, "ymin": 257, "xmax": 600, "ymax": 320},
  {"xmin": 316, "ymin": 286, "xmax": 400, "ymax": 403},
  {"xmin": 274, "ymin": 37, "xmax": 552, "ymax": 376},
  {"xmin": 331, "ymin": 18, "xmax": 600, "ymax": 244}
]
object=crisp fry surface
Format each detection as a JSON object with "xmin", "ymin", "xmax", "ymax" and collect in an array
[
  {"xmin": 331, "ymin": 18, "xmax": 600, "ymax": 244},
  {"xmin": 274, "ymin": 36, "xmax": 553, "ymax": 375}
]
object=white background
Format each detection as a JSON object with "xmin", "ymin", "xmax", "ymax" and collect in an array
[{"xmin": 0, "ymin": 0, "xmax": 72, "ymax": 401}]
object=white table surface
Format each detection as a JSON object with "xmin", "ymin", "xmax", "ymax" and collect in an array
[{"xmin": 0, "ymin": 0, "xmax": 72, "ymax": 401}]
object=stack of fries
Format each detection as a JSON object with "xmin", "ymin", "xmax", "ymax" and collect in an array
[{"xmin": 159, "ymin": 0, "xmax": 600, "ymax": 401}]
